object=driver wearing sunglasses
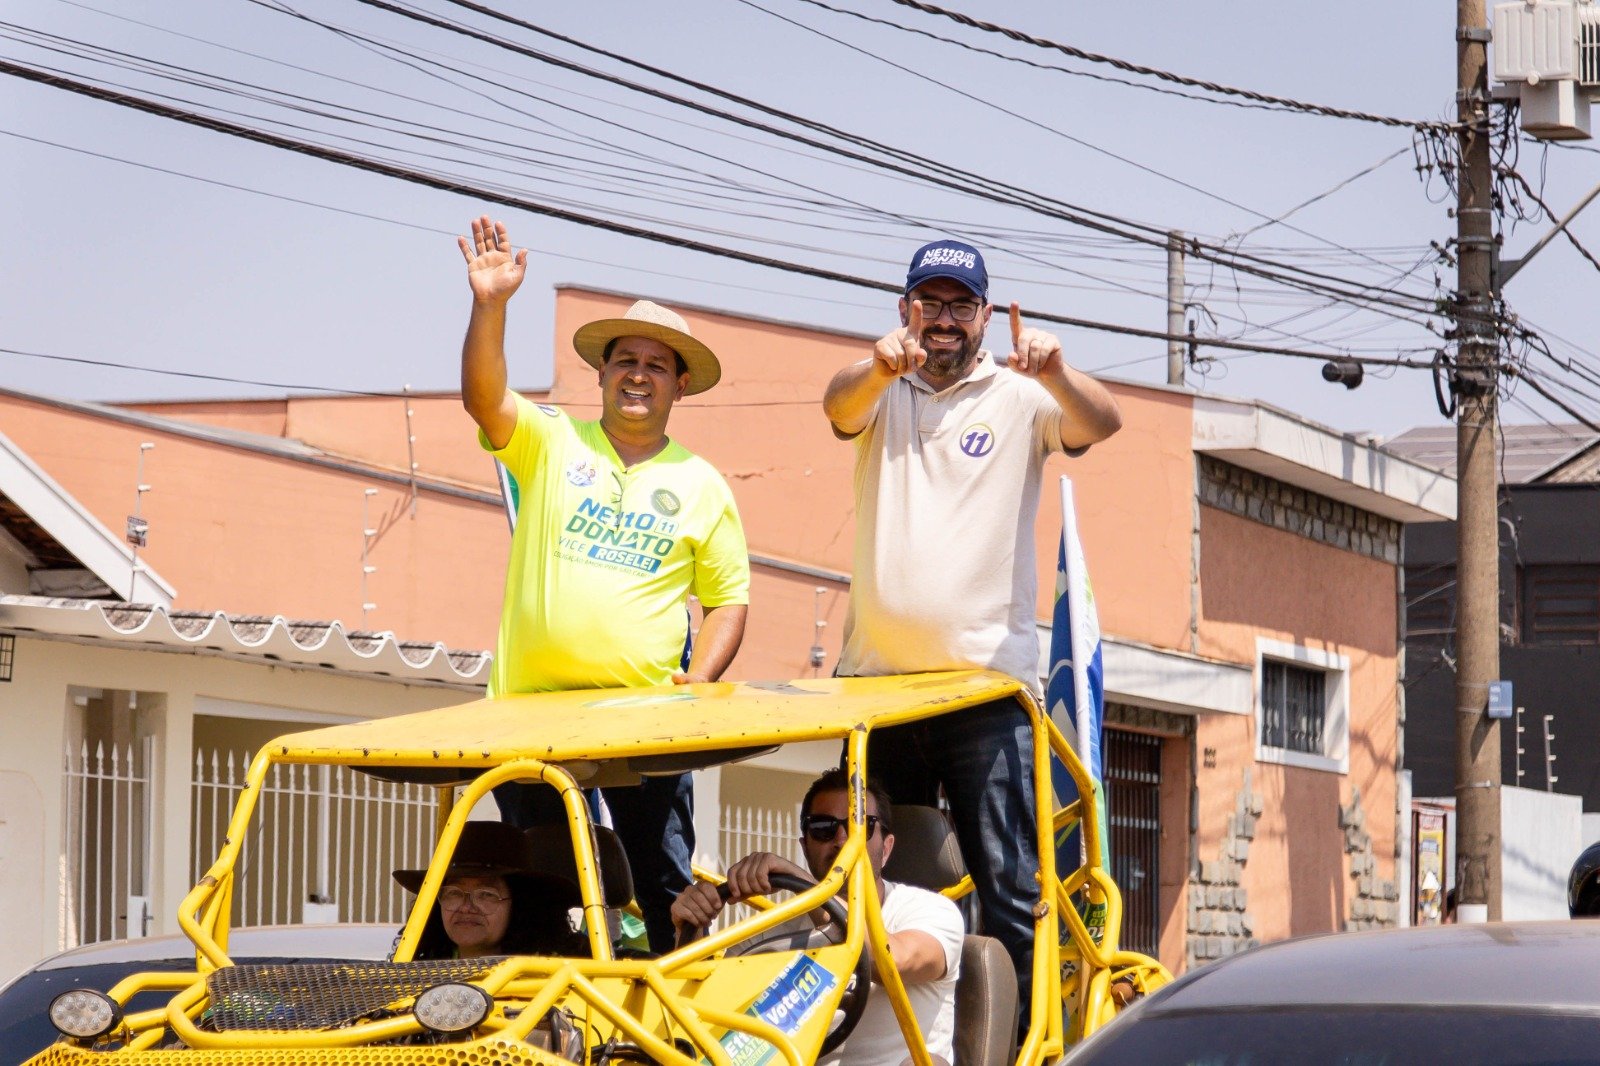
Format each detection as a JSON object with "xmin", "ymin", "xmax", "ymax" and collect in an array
[{"xmin": 671, "ymin": 768, "xmax": 963, "ymax": 1066}]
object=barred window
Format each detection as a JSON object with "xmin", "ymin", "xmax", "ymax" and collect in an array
[
  {"xmin": 1522, "ymin": 565, "xmax": 1600, "ymax": 646},
  {"xmin": 1261, "ymin": 659, "xmax": 1326, "ymax": 755}
]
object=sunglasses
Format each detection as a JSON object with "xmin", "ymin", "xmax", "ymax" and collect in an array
[{"xmin": 802, "ymin": 814, "xmax": 881, "ymax": 843}]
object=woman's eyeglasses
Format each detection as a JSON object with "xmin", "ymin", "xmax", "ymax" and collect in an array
[
  {"xmin": 802, "ymin": 814, "xmax": 881, "ymax": 843},
  {"xmin": 439, "ymin": 887, "xmax": 511, "ymax": 911}
]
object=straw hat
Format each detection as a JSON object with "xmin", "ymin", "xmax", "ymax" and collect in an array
[
  {"xmin": 391, "ymin": 821, "xmax": 539, "ymax": 894},
  {"xmin": 572, "ymin": 300, "xmax": 721, "ymax": 396}
]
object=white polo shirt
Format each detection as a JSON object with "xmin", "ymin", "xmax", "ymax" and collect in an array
[
  {"xmin": 820, "ymin": 880, "xmax": 964, "ymax": 1066},
  {"xmin": 837, "ymin": 351, "xmax": 1064, "ymax": 696}
]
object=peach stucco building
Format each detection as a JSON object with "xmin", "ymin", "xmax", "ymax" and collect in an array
[{"xmin": 0, "ymin": 283, "xmax": 1453, "ymax": 978}]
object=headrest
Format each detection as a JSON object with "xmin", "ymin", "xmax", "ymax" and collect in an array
[
  {"xmin": 524, "ymin": 825, "xmax": 634, "ymax": 908},
  {"xmin": 881, "ymin": 804, "xmax": 967, "ymax": 892}
]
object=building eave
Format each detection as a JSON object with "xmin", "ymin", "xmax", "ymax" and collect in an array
[
  {"xmin": 1192, "ymin": 397, "xmax": 1457, "ymax": 523},
  {"xmin": 0, "ymin": 596, "xmax": 489, "ymax": 689},
  {"xmin": 1036, "ymin": 627, "xmax": 1254, "ymax": 717}
]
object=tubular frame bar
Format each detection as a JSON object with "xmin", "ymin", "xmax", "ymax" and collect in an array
[{"xmin": 846, "ymin": 726, "xmax": 934, "ymax": 1066}]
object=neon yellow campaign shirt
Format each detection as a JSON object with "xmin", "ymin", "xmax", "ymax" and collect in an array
[{"xmin": 485, "ymin": 395, "xmax": 749, "ymax": 696}]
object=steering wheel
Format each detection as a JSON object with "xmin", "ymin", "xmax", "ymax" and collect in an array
[{"xmin": 681, "ymin": 872, "xmax": 869, "ymax": 1054}]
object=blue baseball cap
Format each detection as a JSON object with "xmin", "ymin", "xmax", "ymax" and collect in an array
[{"xmin": 905, "ymin": 240, "xmax": 988, "ymax": 300}]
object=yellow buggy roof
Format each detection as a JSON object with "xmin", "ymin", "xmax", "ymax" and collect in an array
[{"xmin": 267, "ymin": 671, "xmax": 1021, "ymax": 783}]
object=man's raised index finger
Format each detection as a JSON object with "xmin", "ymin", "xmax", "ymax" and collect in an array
[
  {"xmin": 1010, "ymin": 301, "xmax": 1023, "ymax": 347},
  {"xmin": 907, "ymin": 298, "xmax": 925, "ymax": 339}
]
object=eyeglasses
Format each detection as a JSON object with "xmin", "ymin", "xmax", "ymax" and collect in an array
[
  {"xmin": 914, "ymin": 298, "xmax": 983, "ymax": 322},
  {"xmin": 438, "ymin": 887, "xmax": 511, "ymax": 911},
  {"xmin": 802, "ymin": 814, "xmax": 881, "ymax": 843}
]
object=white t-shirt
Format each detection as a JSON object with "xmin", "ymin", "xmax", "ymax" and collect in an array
[
  {"xmin": 822, "ymin": 880, "xmax": 965, "ymax": 1066},
  {"xmin": 837, "ymin": 352, "xmax": 1065, "ymax": 696}
]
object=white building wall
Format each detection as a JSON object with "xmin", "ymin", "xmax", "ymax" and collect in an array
[
  {"xmin": 1501, "ymin": 784, "xmax": 1583, "ymax": 920},
  {"xmin": 0, "ymin": 635, "xmax": 474, "ymax": 983},
  {"xmin": 1583, "ymin": 813, "xmax": 1600, "ymax": 852}
]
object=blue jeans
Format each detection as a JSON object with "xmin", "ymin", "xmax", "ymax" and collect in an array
[
  {"xmin": 493, "ymin": 772, "xmax": 694, "ymax": 955},
  {"xmin": 864, "ymin": 697, "xmax": 1038, "ymax": 1026}
]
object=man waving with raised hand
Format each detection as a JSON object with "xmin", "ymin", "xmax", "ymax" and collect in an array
[
  {"xmin": 821, "ymin": 238, "xmax": 1122, "ymax": 1031},
  {"xmin": 458, "ymin": 214, "xmax": 750, "ymax": 955}
]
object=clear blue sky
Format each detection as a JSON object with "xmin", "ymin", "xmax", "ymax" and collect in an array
[{"xmin": 3, "ymin": 0, "xmax": 1597, "ymax": 441}]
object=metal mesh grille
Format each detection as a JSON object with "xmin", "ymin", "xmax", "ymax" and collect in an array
[
  {"xmin": 205, "ymin": 958, "xmax": 503, "ymax": 1032},
  {"xmin": 30, "ymin": 1040, "xmax": 551, "ymax": 1065}
]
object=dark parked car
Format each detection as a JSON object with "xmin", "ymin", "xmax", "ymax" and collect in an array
[
  {"xmin": 0, "ymin": 925, "xmax": 392, "ymax": 1065},
  {"xmin": 1062, "ymin": 920, "xmax": 1600, "ymax": 1066}
]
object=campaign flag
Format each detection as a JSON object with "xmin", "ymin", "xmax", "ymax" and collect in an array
[{"xmin": 1045, "ymin": 476, "xmax": 1108, "ymax": 880}]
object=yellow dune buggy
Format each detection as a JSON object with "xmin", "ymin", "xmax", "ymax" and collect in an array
[{"xmin": 26, "ymin": 670, "xmax": 1168, "ymax": 1065}]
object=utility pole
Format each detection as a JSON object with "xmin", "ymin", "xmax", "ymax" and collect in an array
[
  {"xmin": 1453, "ymin": 0, "xmax": 1502, "ymax": 923},
  {"xmin": 1167, "ymin": 231, "xmax": 1185, "ymax": 386}
]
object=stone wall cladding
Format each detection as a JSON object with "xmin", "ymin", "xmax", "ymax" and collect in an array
[
  {"xmin": 1340, "ymin": 787, "xmax": 1401, "ymax": 930},
  {"xmin": 1187, "ymin": 769, "xmax": 1262, "ymax": 968},
  {"xmin": 1105, "ymin": 702, "xmax": 1192, "ymax": 738},
  {"xmin": 1197, "ymin": 456, "xmax": 1401, "ymax": 563}
]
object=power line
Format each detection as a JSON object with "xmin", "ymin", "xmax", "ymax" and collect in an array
[
  {"xmin": 0, "ymin": 126, "xmax": 889, "ymax": 312},
  {"xmin": 884, "ymin": 0, "xmax": 1452, "ymax": 132},
  {"xmin": 3, "ymin": 16, "xmax": 1444, "ymax": 327},
  {"xmin": 0, "ymin": 58, "xmax": 1443, "ymax": 375},
  {"xmin": 0, "ymin": 57, "xmax": 901, "ymax": 279},
  {"xmin": 1227, "ymin": 148, "xmax": 1412, "ymax": 242},
  {"xmin": 0, "ymin": 344, "xmax": 404, "ymax": 397},
  {"xmin": 4, "ymin": 119, "xmax": 1404, "ymax": 356},
  {"xmin": 12, "ymin": 9, "xmax": 1043, "ymax": 268},
  {"xmin": 788, "ymin": 0, "xmax": 1332, "ymax": 117},
  {"xmin": 235, "ymin": 1, "xmax": 1209, "ymax": 302},
  {"xmin": 352, "ymin": 0, "xmax": 1444, "ymax": 319},
  {"xmin": 245, "ymin": 4, "xmax": 999, "ymax": 244},
  {"xmin": 1505, "ymin": 363, "xmax": 1600, "ymax": 433},
  {"xmin": 0, "ymin": 343, "xmax": 832, "ymax": 405},
  {"xmin": 1499, "ymin": 165, "xmax": 1600, "ymax": 278},
  {"xmin": 736, "ymin": 0, "xmax": 1339, "ymax": 239}
]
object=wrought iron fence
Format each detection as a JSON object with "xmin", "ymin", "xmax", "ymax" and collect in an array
[
  {"xmin": 60, "ymin": 737, "xmax": 154, "ymax": 950},
  {"xmin": 62, "ymin": 742, "xmax": 811, "ymax": 948},
  {"xmin": 191, "ymin": 750, "xmax": 437, "ymax": 929}
]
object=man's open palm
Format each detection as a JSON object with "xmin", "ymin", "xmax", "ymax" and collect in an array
[{"xmin": 458, "ymin": 215, "xmax": 527, "ymax": 304}]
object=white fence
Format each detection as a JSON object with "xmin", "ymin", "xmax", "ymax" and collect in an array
[
  {"xmin": 60, "ymin": 738, "xmax": 154, "ymax": 950},
  {"xmin": 712, "ymin": 804, "xmax": 806, "ymax": 933},
  {"xmin": 717, "ymin": 803, "xmax": 804, "ymax": 872},
  {"xmin": 191, "ymin": 749, "xmax": 438, "ymax": 928},
  {"xmin": 61, "ymin": 744, "xmax": 810, "ymax": 948}
]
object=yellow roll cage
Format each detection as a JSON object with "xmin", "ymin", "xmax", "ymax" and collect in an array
[{"xmin": 35, "ymin": 670, "xmax": 1169, "ymax": 1065}]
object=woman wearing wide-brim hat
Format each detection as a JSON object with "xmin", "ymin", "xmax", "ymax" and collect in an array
[{"xmin": 393, "ymin": 821, "xmax": 585, "ymax": 959}]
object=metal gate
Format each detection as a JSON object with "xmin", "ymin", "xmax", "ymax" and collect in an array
[
  {"xmin": 1104, "ymin": 728, "xmax": 1161, "ymax": 956},
  {"xmin": 191, "ymin": 748, "xmax": 438, "ymax": 928},
  {"xmin": 60, "ymin": 737, "xmax": 155, "ymax": 950}
]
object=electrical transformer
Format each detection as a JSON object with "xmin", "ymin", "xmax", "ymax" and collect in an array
[{"xmin": 1493, "ymin": 0, "xmax": 1600, "ymax": 138}]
